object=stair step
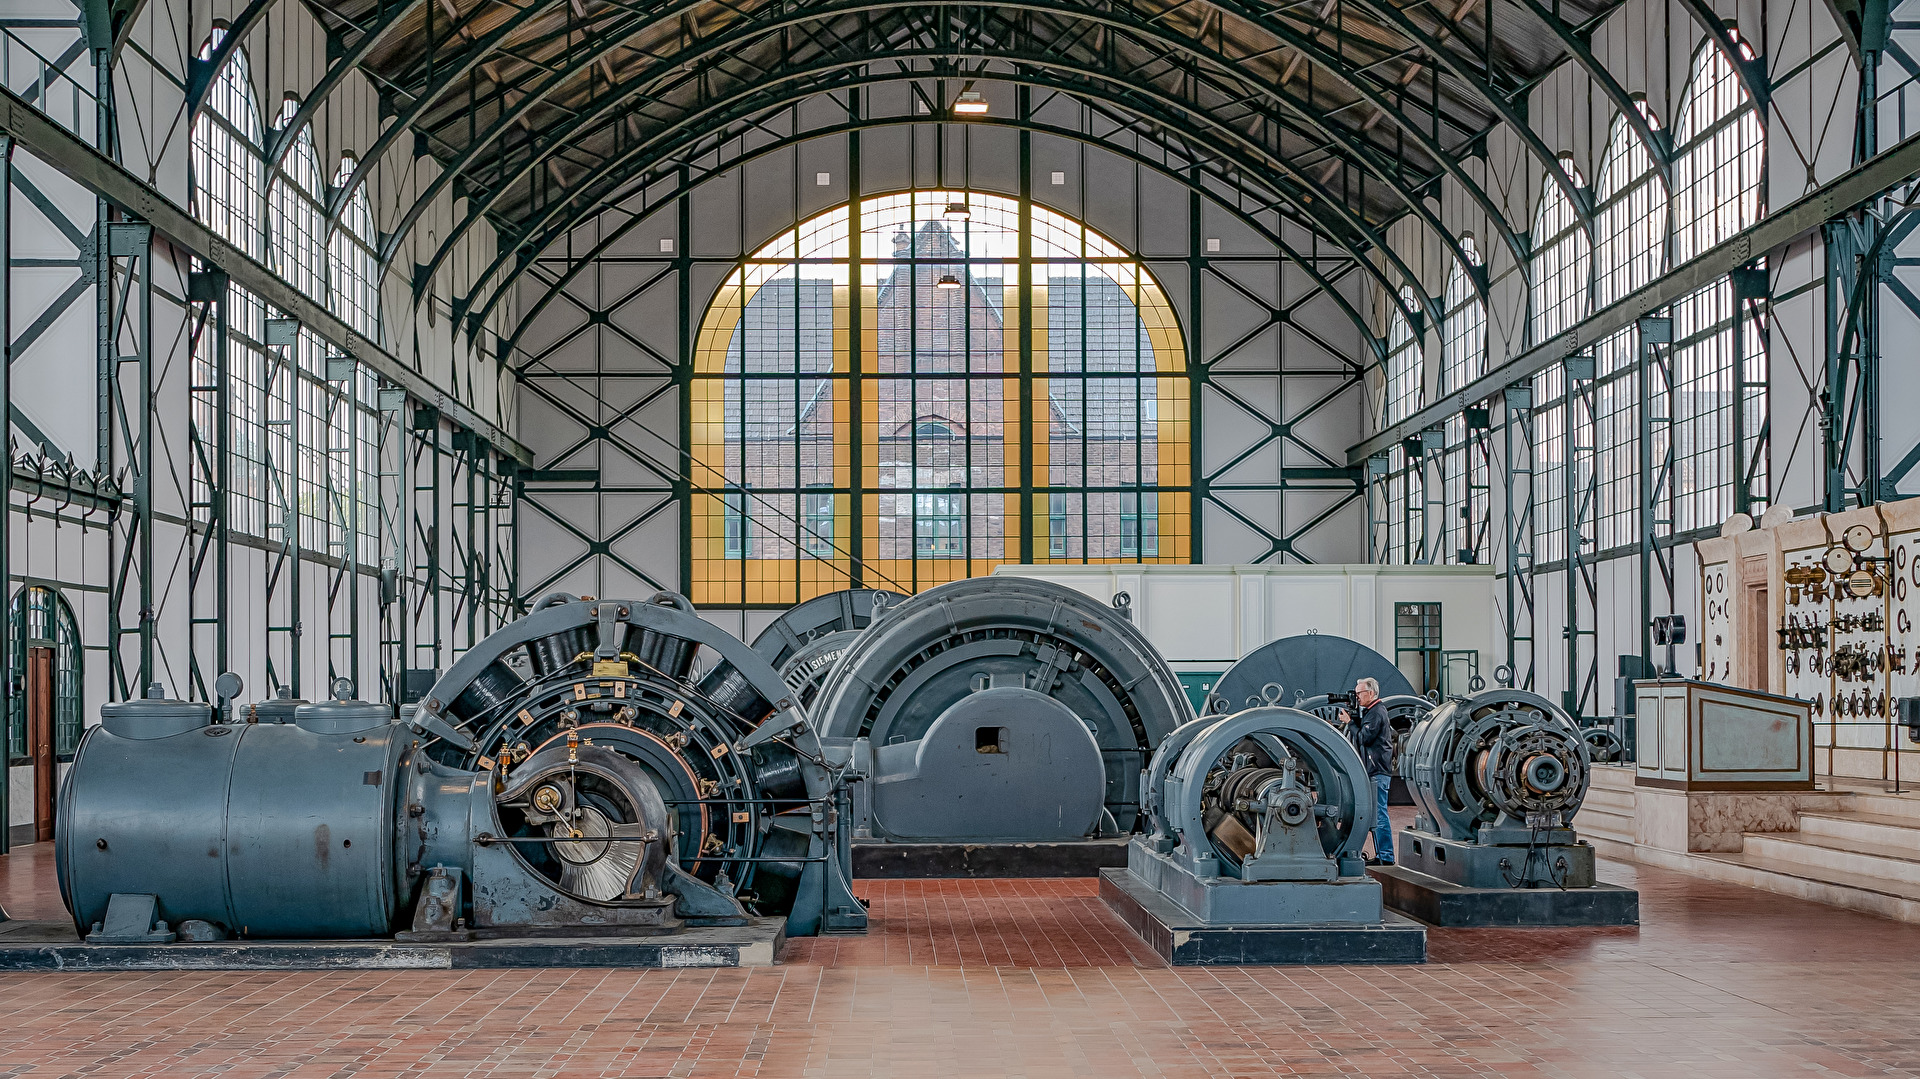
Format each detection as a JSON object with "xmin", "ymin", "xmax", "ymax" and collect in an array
[
  {"xmin": 1701, "ymin": 847, "xmax": 1920, "ymax": 914},
  {"xmin": 1574, "ymin": 806, "xmax": 1633, "ymax": 843},
  {"xmin": 1798, "ymin": 811, "xmax": 1920, "ymax": 849},
  {"xmin": 1846, "ymin": 793, "xmax": 1920, "ymax": 824},
  {"xmin": 1742, "ymin": 831, "xmax": 1920, "ymax": 886},
  {"xmin": 1590, "ymin": 765, "xmax": 1636, "ymax": 792},
  {"xmin": 1582, "ymin": 787, "xmax": 1634, "ymax": 811}
]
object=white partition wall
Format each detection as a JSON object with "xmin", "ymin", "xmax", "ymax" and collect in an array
[{"xmin": 992, "ymin": 564, "xmax": 1499, "ymax": 689}]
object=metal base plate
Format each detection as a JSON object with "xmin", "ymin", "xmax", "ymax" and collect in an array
[
  {"xmin": 1099, "ymin": 869, "xmax": 1427, "ymax": 966},
  {"xmin": 1398, "ymin": 828, "xmax": 1598, "ymax": 889},
  {"xmin": 853, "ymin": 838, "xmax": 1130, "ymax": 878},
  {"xmin": 0, "ymin": 917, "xmax": 786, "ymax": 970},
  {"xmin": 1371, "ymin": 865, "xmax": 1640, "ymax": 927}
]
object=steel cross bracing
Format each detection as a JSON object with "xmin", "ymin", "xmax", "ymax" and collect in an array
[
  {"xmin": 399, "ymin": 1, "xmax": 1484, "ymax": 325},
  {"xmin": 278, "ymin": 0, "xmax": 1674, "ymax": 330},
  {"xmin": 495, "ymin": 104, "xmax": 1393, "ymax": 362},
  {"xmin": 420, "ymin": 48, "xmax": 1440, "ymax": 336}
]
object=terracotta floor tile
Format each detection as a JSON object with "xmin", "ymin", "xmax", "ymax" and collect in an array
[{"xmin": 7, "ymin": 833, "xmax": 1920, "ymax": 1077}]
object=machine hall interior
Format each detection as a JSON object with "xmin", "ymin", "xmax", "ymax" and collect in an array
[{"xmin": 0, "ymin": 0, "xmax": 1917, "ymax": 1072}]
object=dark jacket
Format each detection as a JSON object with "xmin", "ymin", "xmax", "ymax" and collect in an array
[{"xmin": 1351, "ymin": 700, "xmax": 1393, "ymax": 777}]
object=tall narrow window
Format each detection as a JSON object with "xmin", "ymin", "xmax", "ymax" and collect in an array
[
  {"xmin": 802, "ymin": 485, "xmax": 834, "ymax": 557},
  {"xmin": 189, "ymin": 27, "xmax": 269, "ymax": 541},
  {"xmin": 1671, "ymin": 35, "xmax": 1766, "ymax": 530},
  {"xmin": 1048, "ymin": 492, "xmax": 1069, "ymax": 557},
  {"xmin": 1384, "ymin": 287, "xmax": 1421, "ymax": 425},
  {"xmin": 1529, "ymin": 160, "xmax": 1592, "ymax": 565},
  {"xmin": 1593, "ymin": 104, "xmax": 1670, "ymax": 552},
  {"xmin": 329, "ymin": 152, "xmax": 382, "ymax": 340},
  {"xmin": 691, "ymin": 191, "xmax": 1189, "ymax": 605},
  {"xmin": 1440, "ymin": 237, "xmax": 1486, "ymax": 564},
  {"xmin": 724, "ymin": 487, "xmax": 751, "ymax": 559},
  {"xmin": 1379, "ymin": 288, "xmax": 1425, "ymax": 564}
]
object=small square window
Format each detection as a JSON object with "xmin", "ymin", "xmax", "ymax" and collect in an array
[
  {"xmin": 659, "ymin": 238, "xmax": 674, "ymax": 253},
  {"xmin": 1050, "ymin": 171, "xmax": 1066, "ymax": 185},
  {"xmin": 1206, "ymin": 238, "xmax": 1221, "ymax": 253},
  {"xmin": 815, "ymin": 172, "xmax": 831, "ymax": 186}
]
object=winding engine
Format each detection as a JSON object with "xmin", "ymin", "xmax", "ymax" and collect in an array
[
  {"xmin": 810, "ymin": 576, "xmax": 1191, "ymax": 843},
  {"xmin": 1397, "ymin": 689, "xmax": 1596, "ymax": 888},
  {"xmin": 58, "ymin": 592, "xmax": 866, "ymax": 943},
  {"xmin": 1128, "ymin": 707, "xmax": 1385, "ymax": 924}
]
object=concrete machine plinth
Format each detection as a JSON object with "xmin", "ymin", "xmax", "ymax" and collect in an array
[
  {"xmin": 1371, "ymin": 864, "xmax": 1639, "ymax": 927},
  {"xmin": 1101, "ymin": 869, "xmax": 1426, "ymax": 965}
]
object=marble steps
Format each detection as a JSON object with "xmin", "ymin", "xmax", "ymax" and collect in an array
[
  {"xmin": 1573, "ymin": 806, "xmax": 1634, "ymax": 846},
  {"xmin": 1581, "ymin": 785, "xmax": 1634, "ymax": 812},
  {"xmin": 1590, "ymin": 765, "xmax": 1636, "ymax": 792},
  {"xmin": 1841, "ymin": 792, "xmax": 1920, "ymax": 824},
  {"xmin": 1693, "ymin": 846, "xmax": 1920, "ymax": 923},
  {"xmin": 1798, "ymin": 810, "xmax": 1920, "ymax": 851},
  {"xmin": 1742, "ymin": 828, "xmax": 1920, "ymax": 887},
  {"xmin": 1574, "ymin": 769, "xmax": 1636, "ymax": 849}
]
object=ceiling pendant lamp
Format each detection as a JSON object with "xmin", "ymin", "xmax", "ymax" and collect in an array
[{"xmin": 936, "ymin": 273, "xmax": 963, "ymax": 290}]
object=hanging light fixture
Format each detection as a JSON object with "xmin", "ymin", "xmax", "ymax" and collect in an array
[
  {"xmin": 953, "ymin": 90, "xmax": 988, "ymax": 115},
  {"xmin": 936, "ymin": 273, "xmax": 963, "ymax": 290},
  {"xmin": 943, "ymin": 200, "xmax": 971, "ymax": 220}
]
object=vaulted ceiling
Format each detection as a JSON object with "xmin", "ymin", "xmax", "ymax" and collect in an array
[{"xmin": 286, "ymin": 0, "xmax": 1681, "ymax": 334}]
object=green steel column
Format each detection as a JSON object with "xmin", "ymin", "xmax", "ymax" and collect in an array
[
  {"xmin": 847, "ymin": 104, "xmax": 864, "ymax": 587},
  {"xmin": 0, "ymin": 133, "xmax": 11, "ymax": 857},
  {"xmin": 1017, "ymin": 93, "xmax": 1033, "ymax": 564}
]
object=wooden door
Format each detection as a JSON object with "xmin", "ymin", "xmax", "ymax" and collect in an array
[{"xmin": 27, "ymin": 645, "xmax": 53, "ymax": 843}]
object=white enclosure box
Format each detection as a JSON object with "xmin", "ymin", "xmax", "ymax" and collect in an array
[{"xmin": 990, "ymin": 564, "xmax": 1499, "ymax": 695}]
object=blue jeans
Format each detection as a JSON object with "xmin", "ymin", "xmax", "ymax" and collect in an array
[{"xmin": 1371, "ymin": 774, "xmax": 1395, "ymax": 863}]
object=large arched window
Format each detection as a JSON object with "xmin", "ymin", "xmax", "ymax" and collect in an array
[
  {"xmin": 1530, "ymin": 161, "xmax": 1591, "ymax": 564},
  {"xmin": 1440, "ymin": 236, "xmax": 1486, "ymax": 563},
  {"xmin": 1593, "ymin": 104, "xmax": 1669, "ymax": 550},
  {"xmin": 1671, "ymin": 35, "xmax": 1766, "ymax": 530},
  {"xmin": 691, "ymin": 191, "xmax": 1189, "ymax": 605}
]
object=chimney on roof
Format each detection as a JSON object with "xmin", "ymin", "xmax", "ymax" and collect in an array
[{"xmin": 893, "ymin": 231, "xmax": 912, "ymax": 257}]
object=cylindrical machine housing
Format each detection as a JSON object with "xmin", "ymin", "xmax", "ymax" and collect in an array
[{"xmin": 59, "ymin": 700, "xmax": 410, "ymax": 939}]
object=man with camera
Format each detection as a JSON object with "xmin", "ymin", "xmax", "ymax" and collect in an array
[{"xmin": 1335, "ymin": 676, "xmax": 1395, "ymax": 866}]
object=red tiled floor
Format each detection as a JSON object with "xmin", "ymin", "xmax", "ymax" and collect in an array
[{"xmin": 4, "ymin": 837, "xmax": 1920, "ymax": 1077}]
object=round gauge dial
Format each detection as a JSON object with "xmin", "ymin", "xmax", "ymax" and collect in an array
[
  {"xmin": 1825, "ymin": 546, "xmax": 1856, "ymax": 575},
  {"xmin": 1843, "ymin": 523, "xmax": 1875, "ymax": 552}
]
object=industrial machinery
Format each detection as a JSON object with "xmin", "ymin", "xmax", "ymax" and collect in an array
[
  {"xmin": 811, "ymin": 576, "xmax": 1191, "ymax": 843},
  {"xmin": 1126, "ymin": 707, "xmax": 1384, "ymax": 924},
  {"xmin": 1397, "ymin": 689, "xmax": 1596, "ymax": 889},
  {"xmin": 751, "ymin": 588, "xmax": 905, "ymax": 708},
  {"xmin": 1205, "ymin": 634, "xmax": 1416, "ymax": 716},
  {"xmin": 1208, "ymin": 634, "xmax": 1430, "ymax": 803},
  {"xmin": 57, "ymin": 592, "xmax": 866, "ymax": 945}
]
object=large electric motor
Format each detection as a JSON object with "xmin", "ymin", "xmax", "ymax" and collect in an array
[
  {"xmin": 1127, "ymin": 707, "xmax": 1383, "ymax": 923},
  {"xmin": 811, "ymin": 577, "xmax": 1191, "ymax": 843},
  {"xmin": 58, "ymin": 592, "xmax": 867, "ymax": 941},
  {"xmin": 1397, "ymin": 689, "xmax": 1596, "ymax": 888}
]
